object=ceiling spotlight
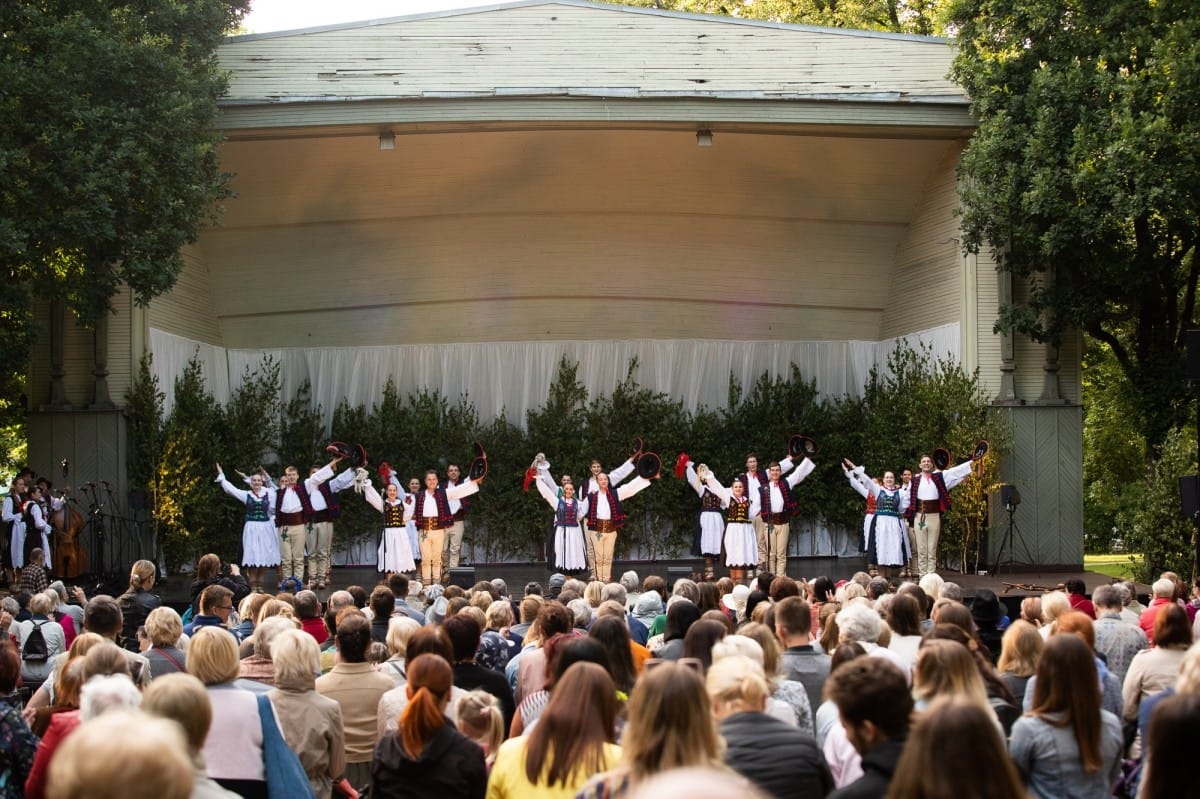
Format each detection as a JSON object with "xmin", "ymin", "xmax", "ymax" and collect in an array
[
  {"xmin": 696, "ymin": 129, "xmax": 713, "ymax": 147},
  {"xmin": 379, "ymin": 132, "xmax": 395, "ymax": 151}
]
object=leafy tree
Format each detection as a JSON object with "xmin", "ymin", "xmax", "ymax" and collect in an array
[
  {"xmin": 0, "ymin": 0, "xmax": 250, "ymax": 430},
  {"xmin": 1119, "ymin": 427, "xmax": 1196, "ymax": 583},
  {"xmin": 949, "ymin": 0, "xmax": 1200, "ymax": 457},
  {"xmin": 609, "ymin": 0, "xmax": 950, "ymax": 35}
]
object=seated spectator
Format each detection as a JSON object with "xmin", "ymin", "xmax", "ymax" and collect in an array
[
  {"xmin": 826, "ymin": 657, "xmax": 913, "ymax": 799},
  {"xmin": 142, "ymin": 672, "xmax": 245, "ymax": 799},
  {"xmin": 44, "ymin": 710, "xmax": 193, "ymax": 799},
  {"xmin": 143, "ymin": 606, "xmax": 188, "ymax": 679}
]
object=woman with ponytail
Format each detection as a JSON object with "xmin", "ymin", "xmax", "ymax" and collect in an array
[
  {"xmin": 370, "ymin": 653, "xmax": 487, "ymax": 799},
  {"xmin": 117, "ymin": 559, "xmax": 161, "ymax": 652}
]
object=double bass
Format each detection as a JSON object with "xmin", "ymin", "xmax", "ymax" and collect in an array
[{"xmin": 50, "ymin": 491, "xmax": 87, "ymax": 579}]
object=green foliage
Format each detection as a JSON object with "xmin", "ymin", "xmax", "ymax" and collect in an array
[
  {"xmin": 0, "ymin": 0, "xmax": 250, "ymax": 433},
  {"xmin": 1119, "ymin": 428, "xmax": 1196, "ymax": 584},
  {"xmin": 123, "ymin": 344, "xmax": 1006, "ymax": 572},
  {"xmin": 949, "ymin": 0, "xmax": 1200, "ymax": 455},
  {"xmin": 609, "ymin": 0, "xmax": 952, "ymax": 35}
]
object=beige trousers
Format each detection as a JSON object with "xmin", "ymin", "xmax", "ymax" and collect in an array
[
  {"xmin": 306, "ymin": 520, "xmax": 333, "ymax": 584},
  {"xmin": 278, "ymin": 524, "xmax": 306, "ymax": 581},
  {"xmin": 914, "ymin": 512, "xmax": 942, "ymax": 576},
  {"xmin": 420, "ymin": 529, "xmax": 446, "ymax": 584}
]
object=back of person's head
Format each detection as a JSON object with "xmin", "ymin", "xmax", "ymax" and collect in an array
[
  {"xmin": 1064, "ymin": 577, "xmax": 1086, "ymax": 595},
  {"xmin": 400, "ymin": 653, "xmax": 454, "ymax": 759},
  {"xmin": 519, "ymin": 594, "xmax": 544, "ymax": 623},
  {"xmin": 567, "ymin": 598, "xmax": 592, "ymax": 628},
  {"xmin": 293, "ymin": 590, "xmax": 321, "ymax": 620},
  {"xmin": 53, "ymin": 658, "xmax": 88, "ymax": 710},
  {"xmin": 550, "ymin": 636, "xmax": 612, "ymax": 689},
  {"xmin": 0, "ymin": 637, "xmax": 20, "ymax": 694},
  {"xmin": 913, "ymin": 638, "xmax": 988, "ymax": 708},
  {"xmin": 768, "ymin": 576, "xmax": 800, "ymax": 603},
  {"xmin": 620, "ymin": 571, "xmax": 640, "ymax": 595},
  {"xmin": 706, "ymin": 653, "xmax": 769, "ymax": 716},
  {"xmin": 1032, "ymin": 633, "xmax": 1103, "ymax": 771},
  {"xmin": 1176, "ymin": 640, "xmax": 1200, "ymax": 695},
  {"xmin": 1142, "ymin": 693, "xmax": 1200, "ymax": 798},
  {"xmin": 456, "ymin": 689, "xmax": 504, "ymax": 766},
  {"xmin": 1091, "ymin": 583, "xmax": 1121, "ymax": 612},
  {"xmin": 334, "ymin": 612, "xmax": 372, "ymax": 663},
  {"xmin": 80, "ymin": 673, "xmax": 142, "ymax": 720},
  {"xmin": 827, "ymin": 657, "xmax": 912, "ymax": 743},
  {"xmin": 682, "ymin": 619, "xmax": 729, "ymax": 670},
  {"xmin": 145, "ymin": 606, "xmax": 184, "ymax": 649},
  {"xmin": 406, "ymin": 625, "xmax": 454, "ymax": 662},
  {"xmin": 601, "ymin": 582, "xmax": 627, "ymax": 607},
  {"xmin": 253, "ymin": 615, "xmax": 299, "ymax": 659},
  {"xmin": 887, "ymin": 696, "xmax": 1024, "ymax": 799},
  {"xmin": 886, "ymin": 593, "xmax": 923, "ymax": 637},
  {"xmin": 1154, "ymin": 603, "xmax": 1193, "ymax": 649},
  {"xmin": 127, "ymin": 559, "xmax": 156, "ymax": 592},
  {"xmin": 525, "ymin": 661, "xmax": 617, "ymax": 786},
  {"xmin": 82, "ymin": 642, "xmax": 132, "ymax": 682},
  {"xmin": 327, "ymin": 590, "xmax": 355, "ymax": 611},
  {"xmin": 836, "ymin": 602, "xmax": 882, "ymax": 644},
  {"xmin": 271, "ymin": 628, "xmax": 321, "ymax": 687},
  {"xmin": 1053, "ymin": 610, "xmax": 1096, "ymax": 648},
  {"xmin": 534, "ymin": 601, "xmax": 574, "ymax": 642},
  {"xmin": 187, "ymin": 626, "xmax": 240, "ymax": 685},
  {"xmin": 940, "ymin": 582, "xmax": 964, "ymax": 603},
  {"xmin": 1040, "ymin": 590, "xmax": 1071, "ymax": 624},
  {"xmin": 346, "ymin": 584, "xmax": 368, "ymax": 608},
  {"xmin": 587, "ymin": 616, "xmax": 636, "ymax": 692},
  {"xmin": 485, "ymin": 598, "xmax": 513, "ymax": 630},
  {"xmin": 774, "ymin": 596, "xmax": 812, "ymax": 638},
  {"xmin": 737, "ymin": 622, "xmax": 784, "ymax": 678},
  {"xmin": 386, "ymin": 615, "xmax": 421, "ymax": 657},
  {"xmin": 196, "ymin": 554, "xmax": 221, "ymax": 581},
  {"xmin": 46, "ymin": 710, "xmax": 193, "ymax": 799},
  {"xmin": 1152, "ymin": 577, "xmax": 1175, "ymax": 599},
  {"xmin": 997, "ymin": 619, "xmax": 1043, "ymax": 678},
  {"xmin": 141, "ymin": 673, "xmax": 213, "ymax": 755},
  {"xmin": 387, "ymin": 573, "xmax": 410, "ymax": 599},
  {"xmin": 198, "ymin": 584, "xmax": 233, "ymax": 616},
  {"xmin": 643, "ymin": 574, "xmax": 666, "ymax": 600},
  {"xmin": 370, "ymin": 586, "xmax": 396, "ymax": 619},
  {"xmin": 84, "ymin": 595, "xmax": 123, "ymax": 638},
  {"xmin": 257, "ymin": 598, "xmax": 296, "ymax": 626},
  {"xmin": 623, "ymin": 660, "xmax": 721, "ymax": 781},
  {"xmin": 664, "ymin": 599, "xmax": 701, "ymax": 642},
  {"xmin": 584, "ymin": 581, "xmax": 604, "ymax": 608},
  {"xmin": 443, "ymin": 613, "xmax": 482, "ymax": 662},
  {"xmin": 29, "ymin": 591, "xmax": 56, "ymax": 616},
  {"xmin": 672, "ymin": 578, "xmax": 700, "ymax": 604}
]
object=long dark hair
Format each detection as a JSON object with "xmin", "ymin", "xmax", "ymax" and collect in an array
[
  {"xmin": 522, "ymin": 662, "xmax": 616, "ymax": 786},
  {"xmin": 1031, "ymin": 634, "xmax": 1104, "ymax": 772},
  {"xmin": 1142, "ymin": 693, "xmax": 1200, "ymax": 798},
  {"xmin": 588, "ymin": 617, "xmax": 636, "ymax": 693}
]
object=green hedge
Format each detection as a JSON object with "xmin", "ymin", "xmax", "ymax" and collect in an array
[{"xmin": 126, "ymin": 345, "xmax": 1009, "ymax": 572}]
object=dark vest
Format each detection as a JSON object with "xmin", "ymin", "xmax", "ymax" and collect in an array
[
  {"xmin": 555, "ymin": 498, "xmax": 581, "ymax": 527},
  {"xmin": 700, "ymin": 490, "xmax": 723, "ymax": 512},
  {"xmin": 316, "ymin": 481, "xmax": 341, "ymax": 519},
  {"xmin": 383, "ymin": 500, "xmax": 406, "ymax": 528},
  {"xmin": 415, "ymin": 489, "xmax": 455, "ymax": 529},
  {"xmin": 586, "ymin": 488, "xmax": 627, "ymax": 528},
  {"xmin": 727, "ymin": 496, "xmax": 752, "ymax": 524},
  {"xmin": 758, "ymin": 479, "xmax": 799, "ymax": 520},
  {"xmin": 906, "ymin": 472, "xmax": 951, "ymax": 521},
  {"xmin": 275, "ymin": 484, "xmax": 314, "ymax": 520},
  {"xmin": 244, "ymin": 492, "xmax": 270, "ymax": 522}
]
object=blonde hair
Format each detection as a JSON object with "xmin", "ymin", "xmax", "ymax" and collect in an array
[
  {"xmin": 623, "ymin": 660, "xmax": 724, "ymax": 781},
  {"xmin": 585, "ymin": 581, "xmax": 605, "ymax": 609},
  {"xmin": 484, "ymin": 600, "xmax": 513, "ymax": 630},
  {"xmin": 913, "ymin": 639, "xmax": 990, "ymax": 710},
  {"xmin": 455, "ymin": 690, "xmax": 504, "ymax": 767},
  {"xmin": 1040, "ymin": 591, "xmax": 1071, "ymax": 625},
  {"xmin": 142, "ymin": 673, "xmax": 212, "ymax": 753},
  {"xmin": 145, "ymin": 607, "xmax": 183, "ymax": 648},
  {"xmin": 997, "ymin": 619, "xmax": 1043, "ymax": 678},
  {"xmin": 706, "ymin": 654, "xmax": 769, "ymax": 715},
  {"xmin": 459, "ymin": 605, "xmax": 486, "ymax": 632},
  {"xmin": 737, "ymin": 622, "xmax": 782, "ymax": 679},
  {"xmin": 270, "ymin": 628, "xmax": 321, "ymax": 687},
  {"xmin": 256, "ymin": 599, "xmax": 296, "ymax": 625},
  {"xmin": 386, "ymin": 615, "xmax": 421, "ymax": 658},
  {"xmin": 186, "ymin": 627, "xmax": 240, "ymax": 685},
  {"xmin": 30, "ymin": 591, "xmax": 56, "ymax": 616},
  {"xmin": 128, "ymin": 559, "xmax": 156, "ymax": 591},
  {"xmin": 46, "ymin": 710, "xmax": 192, "ymax": 799},
  {"xmin": 1176, "ymin": 640, "xmax": 1200, "ymax": 695},
  {"xmin": 238, "ymin": 592, "xmax": 271, "ymax": 627}
]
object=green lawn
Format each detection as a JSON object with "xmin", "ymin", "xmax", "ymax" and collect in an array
[{"xmin": 1084, "ymin": 553, "xmax": 1141, "ymax": 581}]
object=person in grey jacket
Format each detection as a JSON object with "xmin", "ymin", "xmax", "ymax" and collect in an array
[{"xmin": 708, "ymin": 654, "xmax": 833, "ymax": 799}]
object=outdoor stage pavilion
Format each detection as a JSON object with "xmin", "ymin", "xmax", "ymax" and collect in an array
[{"xmin": 24, "ymin": 0, "xmax": 1084, "ymax": 573}]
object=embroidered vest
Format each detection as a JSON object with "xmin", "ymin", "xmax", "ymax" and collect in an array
[
  {"xmin": 758, "ymin": 479, "xmax": 799, "ymax": 519},
  {"xmin": 275, "ymin": 484, "xmax": 314, "ymax": 520},
  {"xmin": 875, "ymin": 488, "xmax": 902, "ymax": 517},
  {"xmin": 726, "ymin": 496, "xmax": 752, "ymax": 524},
  {"xmin": 737, "ymin": 469, "xmax": 769, "ymax": 494},
  {"xmin": 316, "ymin": 481, "xmax": 341, "ymax": 519},
  {"xmin": 555, "ymin": 498, "xmax": 580, "ymax": 527},
  {"xmin": 383, "ymin": 500, "xmax": 406, "ymax": 528},
  {"xmin": 245, "ymin": 492, "xmax": 270, "ymax": 522},
  {"xmin": 415, "ymin": 489, "xmax": 455, "ymax": 529},
  {"xmin": 906, "ymin": 472, "xmax": 951, "ymax": 521},
  {"xmin": 586, "ymin": 488, "xmax": 627, "ymax": 528},
  {"xmin": 700, "ymin": 490, "xmax": 723, "ymax": 512}
]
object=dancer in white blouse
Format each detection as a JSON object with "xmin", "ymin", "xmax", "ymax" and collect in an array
[
  {"xmin": 215, "ymin": 463, "xmax": 277, "ymax": 592},
  {"xmin": 701, "ymin": 468, "xmax": 761, "ymax": 583}
]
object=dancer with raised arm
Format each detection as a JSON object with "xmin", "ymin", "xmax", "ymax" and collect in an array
[
  {"xmin": 581, "ymin": 452, "xmax": 658, "ymax": 583},
  {"xmin": 361, "ymin": 467, "xmax": 416, "ymax": 577},
  {"xmin": 843, "ymin": 459, "xmax": 911, "ymax": 579},
  {"xmin": 756, "ymin": 437, "xmax": 817, "ymax": 578},
  {"xmin": 844, "ymin": 462, "xmax": 879, "ymax": 575},
  {"xmin": 905, "ymin": 442, "xmax": 988, "ymax": 577},
  {"xmin": 215, "ymin": 462, "xmax": 277, "ymax": 592},
  {"xmin": 533, "ymin": 462, "xmax": 588, "ymax": 575},
  {"xmin": 700, "ymin": 468, "xmax": 761, "ymax": 583},
  {"xmin": 736, "ymin": 443, "xmax": 799, "ymax": 577},
  {"xmin": 673, "ymin": 453, "xmax": 725, "ymax": 579},
  {"xmin": 411, "ymin": 445, "xmax": 488, "ymax": 585}
]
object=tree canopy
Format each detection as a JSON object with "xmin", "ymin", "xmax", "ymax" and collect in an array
[
  {"xmin": 949, "ymin": 0, "xmax": 1200, "ymax": 455},
  {"xmin": 0, "ymin": 0, "xmax": 250, "ymax": 433},
  {"xmin": 607, "ymin": 0, "xmax": 951, "ymax": 35}
]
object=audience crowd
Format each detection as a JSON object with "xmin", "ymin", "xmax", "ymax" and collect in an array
[{"xmin": 2, "ymin": 557, "xmax": 1197, "ymax": 799}]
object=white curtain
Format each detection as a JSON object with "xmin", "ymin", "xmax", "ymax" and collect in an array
[{"xmin": 150, "ymin": 324, "xmax": 960, "ymax": 425}]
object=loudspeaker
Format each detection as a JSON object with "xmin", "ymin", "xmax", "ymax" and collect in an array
[
  {"xmin": 448, "ymin": 567, "xmax": 476, "ymax": 589},
  {"xmin": 1180, "ymin": 475, "xmax": 1200, "ymax": 518},
  {"xmin": 1188, "ymin": 330, "xmax": 1200, "ymax": 380},
  {"xmin": 997, "ymin": 484, "xmax": 1021, "ymax": 509},
  {"xmin": 667, "ymin": 566, "xmax": 693, "ymax": 590}
]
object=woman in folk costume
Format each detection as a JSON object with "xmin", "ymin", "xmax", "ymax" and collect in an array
[
  {"xmin": 362, "ymin": 464, "xmax": 417, "ymax": 576},
  {"xmin": 700, "ymin": 468, "xmax": 761, "ymax": 584},
  {"xmin": 843, "ymin": 459, "xmax": 911, "ymax": 579},
  {"xmin": 532, "ymin": 458, "xmax": 588, "ymax": 574},
  {"xmin": 21, "ymin": 483, "xmax": 55, "ymax": 569},
  {"xmin": 673, "ymin": 453, "xmax": 725, "ymax": 579},
  {"xmin": 215, "ymin": 462, "xmax": 278, "ymax": 591},
  {"xmin": 843, "ymin": 461, "xmax": 879, "ymax": 575}
]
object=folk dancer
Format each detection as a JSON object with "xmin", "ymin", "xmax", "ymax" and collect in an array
[
  {"xmin": 534, "ymin": 462, "xmax": 588, "ymax": 574},
  {"xmin": 361, "ymin": 469, "xmax": 416, "ymax": 576},
  {"xmin": 262, "ymin": 459, "xmax": 342, "ymax": 587},
  {"xmin": 757, "ymin": 457, "xmax": 815, "ymax": 578},
  {"xmin": 3, "ymin": 474, "xmax": 28, "ymax": 584},
  {"xmin": 674, "ymin": 454, "xmax": 724, "ymax": 579},
  {"xmin": 306, "ymin": 461, "xmax": 356, "ymax": 590},
  {"xmin": 905, "ymin": 446, "xmax": 985, "ymax": 577},
  {"xmin": 414, "ymin": 468, "xmax": 483, "ymax": 585},
  {"xmin": 843, "ymin": 462, "xmax": 879, "ymax": 574},
  {"xmin": 736, "ymin": 449, "xmax": 797, "ymax": 577},
  {"xmin": 844, "ymin": 460, "xmax": 912, "ymax": 579},
  {"xmin": 441, "ymin": 462, "xmax": 471, "ymax": 570},
  {"xmin": 584, "ymin": 469, "xmax": 653, "ymax": 584},
  {"xmin": 700, "ymin": 469, "xmax": 761, "ymax": 583},
  {"xmin": 899, "ymin": 468, "xmax": 916, "ymax": 577},
  {"xmin": 215, "ymin": 463, "xmax": 277, "ymax": 592},
  {"xmin": 21, "ymin": 483, "xmax": 55, "ymax": 569}
]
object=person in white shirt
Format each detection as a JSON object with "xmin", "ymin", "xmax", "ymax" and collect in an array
[{"xmin": 905, "ymin": 450, "xmax": 978, "ymax": 577}]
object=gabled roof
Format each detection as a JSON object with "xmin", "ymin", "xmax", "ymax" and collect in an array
[{"xmin": 219, "ymin": 0, "xmax": 965, "ymax": 108}]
